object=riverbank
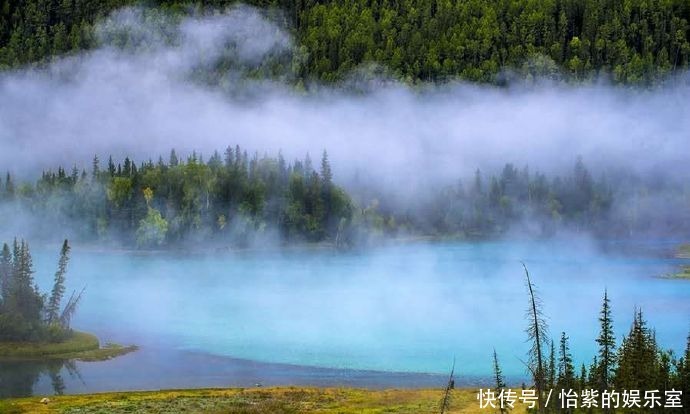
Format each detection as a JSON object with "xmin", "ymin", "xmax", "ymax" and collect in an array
[
  {"xmin": 0, "ymin": 331, "xmax": 137, "ymax": 361},
  {"xmin": 0, "ymin": 387, "xmax": 524, "ymax": 414},
  {"xmin": 668, "ymin": 265, "xmax": 690, "ymax": 280},
  {"xmin": 668, "ymin": 244, "xmax": 690, "ymax": 279}
]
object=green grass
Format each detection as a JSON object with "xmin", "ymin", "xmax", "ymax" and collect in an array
[
  {"xmin": 667, "ymin": 265, "xmax": 690, "ymax": 280},
  {"xmin": 0, "ymin": 331, "xmax": 137, "ymax": 361},
  {"xmin": 0, "ymin": 387, "xmax": 526, "ymax": 414}
]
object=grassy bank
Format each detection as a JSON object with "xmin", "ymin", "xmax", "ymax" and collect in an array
[
  {"xmin": 0, "ymin": 387, "xmax": 526, "ymax": 414},
  {"xmin": 678, "ymin": 244, "xmax": 690, "ymax": 259},
  {"xmin": 0, "ymin": 331, "xmax": 137, "ymax": 361},
  {"xmin": 668, "ymin": 265, "xmax": 690, "ymax": 280},
  {"xmin": 668, "ymin": 244, "xmax": 690, "ymax": 279}
]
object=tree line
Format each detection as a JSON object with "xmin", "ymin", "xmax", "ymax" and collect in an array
[
  {"xmin": 0, "ymin": 239, "xmax": 79, "ymax": 342},
  {"xmin": 1, "ymin": 0, "xmax": 689, "ymax": 85},
  {"xmin": 418, "ymin": 158, "xmax": 614, "ymax": 238},
  {"xmin": 1, "ymin": 152, "xmax": 686, "ymax": 247},
  {"xmin": 0, "ymin": 147, "xmax": 353, "ymax": 248},
  {"xmin": 490, "ymin": 267, "xmax": 690, "ymax": 412}
]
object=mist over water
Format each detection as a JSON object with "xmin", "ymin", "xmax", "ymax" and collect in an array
[
  {"xmin": 1, "ymin": 4, "xmax": 690, "ymax": 397},
  {"xmin": 0, "ymin": 6, "xmax": 689, "ymax": 188},
  {"xmin": 23, "ymin": 240, "xmax": 690, "ymax": 384}
]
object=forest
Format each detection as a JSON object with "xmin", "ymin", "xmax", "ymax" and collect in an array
[
  {"xmin": 1, "ymin": 0, "xmax": 689, "ymax": 85},
  {"xmin": 487, "ymin": 271, "xmax": 690, "ymax": 413},
  {"xmin": 0, "ymin": 239, "xmax": 78, "ymax": 342},
  {"xmin": 1, "ymin": 150, "xmax": 674, "ymax": 248},
  {"xmin": 1, "ymin": 148, "xmax": 354, "ymax": 247}
]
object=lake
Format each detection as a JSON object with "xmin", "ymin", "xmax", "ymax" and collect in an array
[{"xmin": 2, "ymin": 238, "xmax": 689, "ymax": 397}]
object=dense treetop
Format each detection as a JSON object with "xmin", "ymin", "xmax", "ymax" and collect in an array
[
  {"xmin": 1, "ymin": 0, "xmax": 689, "ymax": 85},
  {"xmin": 2, "ymin": 150, "xmax": 685, "ymax": 247},
  {"xmin": 0, "ymin": 239, "xmax": 78, "ymax": 342}
]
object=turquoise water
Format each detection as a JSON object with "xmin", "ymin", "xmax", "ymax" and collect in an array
[{"xmin": 24, "ymin": 238, "xmax": 689, "ymax": 382}]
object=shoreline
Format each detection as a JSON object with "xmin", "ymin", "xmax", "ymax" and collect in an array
[
  {"xmin": 33, "ymin": 234, "xmax": 685, "ymax": 255},
  {"xmin": 0, "ymin": 386, "xmax": 516, "ymax": 414},
  {"xmin": 0, "ymin": 331, "xmax": 137, "ymax": 362},
  {"xmin": 0, "ymin": 344, "xmax": 518, "ymax": 398}
]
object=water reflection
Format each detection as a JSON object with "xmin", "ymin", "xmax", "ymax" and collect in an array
[{"xmin": 0, "ymin": 359, "xmax": 82, "ymax": 398}]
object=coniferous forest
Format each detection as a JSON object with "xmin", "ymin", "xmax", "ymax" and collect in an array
[
  {"xmin": 0, "ymin": 0, "xmax": 689, "ymax": 408},
  {"xmin": 1, "ymin": 0, "xmax": 690, "ymax": 85},
  {"xmin": 2, "ymin": 151, "xmax": 685, "ymax": 248},
  {"xmin": 490, "ymin": 272, "xmax": 690, "ymax": 413},
  {"xmin": 0, "ymin": 240, "xmax": 77, "ymax": 342}
]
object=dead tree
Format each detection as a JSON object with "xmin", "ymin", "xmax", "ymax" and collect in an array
[{"xmin": 523, "ymin": 262, "xmax": 549, "ymax": 414}]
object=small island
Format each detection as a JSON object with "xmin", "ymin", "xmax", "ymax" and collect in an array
[
  {"xmin": 670, "ymin": 266, "xmax": 690, "ymax": 280},
  {"xmin": 668, "ymin": 244, "xmax": 690, "ymax": 280},
  {"xmin": 0, "ymin": 239, "xmax": 135, "ymax": 362}
]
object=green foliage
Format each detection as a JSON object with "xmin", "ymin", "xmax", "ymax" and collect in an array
[
  {"xmin": 521, "ymin": 282, "xmax": 690, "ymax": 413},
  {"xmin": 5, "ymin": 146, "xmax": 355, "ymax": 248},
  {"xmin": 427, "ymin": 159, "xmax": 613, "ymax": 238},
  {"xmin": 595, "ymin": 289, "xmax": 616, "ymax": 390},
  {"xmin": 137, "ymin": 207, "xmax": 169, "ymax": 248},
  {"xmin": 556, "ymin": 332, "xmax": 576, "ymax": 392},
  {"xmin": 0, "ymin": 240, "xmax": 74, "ymax": 343},
  {"xmin": 1, "ymin": 0, "xmax": 689, "ymax": 85},
  {"xmin": 614, "ymin": 309, "xmax": 665, "ymax": 392},
  {"xmin": 45, "ymin": 239, "xmax": 70, "ymax": 326}
]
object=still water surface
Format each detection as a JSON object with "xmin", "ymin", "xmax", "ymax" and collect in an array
[{"xmin": 2, "ymin": 239, "xmax": 688, "ymax": 396}]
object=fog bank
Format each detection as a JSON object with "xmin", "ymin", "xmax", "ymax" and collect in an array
[{"xmin": 0, "ymin": 6, "xmax": 689, "ymax": 190}]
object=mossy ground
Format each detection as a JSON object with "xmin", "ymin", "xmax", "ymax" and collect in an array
[
  {"xmin": 664, "ymin": 244, "xmax": 690, "ymax": 279},
  {"xmin": 0, "ymin": 387, "xmax": 527, "ymax": 414},
  {"xmin": 668, "ymin": 265, "xmax": 690, "ymax": 280},
  {"xmin": 0, "ymin": 331, "xmax": 137, "ymax": 361},
  {"xmin": 677, "ymin": 244, "xmax": 690, "ymax": 259}
]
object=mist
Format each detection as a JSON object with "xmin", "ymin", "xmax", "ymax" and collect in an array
[
  {"xmin": 1, "ymin": 5, "xmax": 690, "ymax": 190},
  {"xmin": 1, "ymin": 5, "xmax": 690, "ymax": 397}
]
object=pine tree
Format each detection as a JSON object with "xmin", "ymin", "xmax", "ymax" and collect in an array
[
  {"xmin": 578, "ymin": 364, "xmax": 587, "ymax": 391},
  {"xmin": 4, "ymin": 172, "xmax": 14, "ymax": 199},
  {"xmin": 46, "ymin": 240, "xmax": 70, "ymax": 325},
  {"xmin": 320, "ymin": 150, "xmax": 332, "ymax": 187},
  {"xmin": 557, "ymin": 332, "xmax": 575, "ymax": 391},
  {"xmin": 614, "ymin": 309, "xmax": 659, "ymax": 391},
  {"xmin": 494, "ymin": 348, "xmax": 506, "ymax": 390},
  {"xmin": 8, "ymin": 241, "xmax": 44, "ymax": 338},
  {"xmin": 595, "ymin": 289, "xmax": 616, "ymax": 390},
  {"xmin": 107, "ymin": 155, "xmax": 116, "ymax": 176},
  {"xmin": 0, "ymin": 243, "xmax": 11, "ymax": 303},
  {"xmin": 91, "ymin": 155, "xmax": 100, "ymax": 180},
  {"xmin": 547, "ymin": 339, "xmax": 556, "ymax": 390},
  {"xmin": 493, "ymin": 349, "xmax": 508, "ymax": 414},
  {"xmin": 679, "ymin": 333, "xmax": 690, "ymax": 409},
  {"xmin": 169, "ymin": 149, "xmax": 179, "ymax": 166}
]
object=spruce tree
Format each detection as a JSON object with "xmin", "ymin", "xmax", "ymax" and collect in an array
[
  {"xmin": 578, "ymin": 364, "xmax": 587, "ymax": 392},
  {"xmin": 4, "ymin": 172, "xmax": 14, "ymax": 199},
  {"xmin": 320, "ymin": 150, "xmax": 332, "ymax": 187},
  {"xmin": 547, "ymin": 339, "xmax": 556, "ymax": 390},
  {"xmin": 0, "ymin": 243, "xmax": 11, "ymax": 303},
  {"xmin": 493, "ymin": 349, "xmax": 508, "ymax": 414},
  {"xmin": 557, "ymin": 332, "xmax": 575, "ymax": 391},
  {"xmin": 595, "ymin": 289, "xmax": 616, "ymax": 390},
  {"xmin": 615, "ymin": 309, "xmax": 659, "ymax": 391},
  {"xmin": 46, "ymin": 240, "xmax": 70, "ymax": 325},
  {"xmin": 680, "ymin": 333, "xmax": 690, "ymax": 409},
  {"xmin": 8, "ymin": 241, "xmax": 44, "ymax": 338}
]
